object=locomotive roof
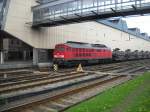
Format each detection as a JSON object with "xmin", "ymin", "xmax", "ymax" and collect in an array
[{"xmin": 64, "ymin": 42, "xmax": 110, "ymax": 49}]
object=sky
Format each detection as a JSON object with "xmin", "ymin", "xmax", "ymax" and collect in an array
[{"xmin": 124, "ymin": 16, "xmax": 150, "ymax": 35}]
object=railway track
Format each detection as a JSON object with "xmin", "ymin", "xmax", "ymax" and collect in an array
[
  {"xmin": 0, "ymin": 74, "xmax": 129, "ymax": 112},
  {"xmin": 0, "ymin": 60, "xmax": 144, "ymax": 88},
  {"xmin": 0, "ymin": 60, "xmax": 132, "ymax": 85},
  {"xmin": 29, "ymin": 75, "xmax": 130, "ymax": 112},
  {"xmin": 0, "ymin": 61, "xmax": 149, "ymax": 95},
  {"xmin": 0, "ymin": 59, "xmax": 149, "ymax": 80},
  {"xmin": 0, "ymin": 63, "xmax": 125, "ymax": 91},
  {"xmin": 0, "ymin": 59, "xmax": 150, "ymax": 112},
  {"xmin": 0, "ymin": 69, "xmax": 34, "ymax": 78},
  {"xmin": 0, "ymin": 72, "xmax": 94, "ymax": 94},
  {"xmin": 0, "ymin": 60, "xmax": 149, "ymax": 96}
]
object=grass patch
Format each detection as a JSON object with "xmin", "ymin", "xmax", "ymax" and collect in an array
[
  {"xmin": 125, "ymin": 76, "xmax": 150, "ymax": 112},
  {"xmin": 65, "ymin": 72, "xmax": 150, "ymax": 112}
]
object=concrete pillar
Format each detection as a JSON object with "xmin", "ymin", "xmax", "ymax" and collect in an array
[
  {"xmin": 33, "ymin": 48, "xmax": 38, "ymax": 65},
  {"xmin": 23, "ymin": 50, "xmax": 27, "ymax": 61},
  {"xmin": 0, "ymin": 51, "xmax": 4, "ymax": 64}
]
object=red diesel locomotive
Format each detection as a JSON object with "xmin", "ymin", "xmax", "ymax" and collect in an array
[{"xmin": 53, "ymin": 41, "xmax": 112, "ymax": 65}]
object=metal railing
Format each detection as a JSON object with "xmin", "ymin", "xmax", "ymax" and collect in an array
[
  {"xmin": 36, "ymin": 0, "xmax": 59, "ymax": 4},
  {"xmin": 32, "ymin": 0, "xmax": 150, "ymax": 26}
]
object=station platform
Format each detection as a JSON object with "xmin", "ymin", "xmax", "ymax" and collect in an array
[
  {"xmin": 0, "ymin": 61, "xmax": 33, "ymax": 70},
  {"xmin": 0, "ymin": 61, "xmax": 53, "ymax": 70}
]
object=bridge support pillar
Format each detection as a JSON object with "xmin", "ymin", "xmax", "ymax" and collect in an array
[
  {"xmin": 33, "ymin": 48, "xmax": 39, "ymax": 65},
  {"xmin": 0, "ymin": 51, "xmax": 4, "ymax": 64},
  {"xmin": 23, "ymin": 50, "xmax": 27, "ymax": 61}
]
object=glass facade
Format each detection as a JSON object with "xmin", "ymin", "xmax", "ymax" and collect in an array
[
  {"xmin": 0, "ymin": 0, "xmax": 7, "ymax": 29},
  {"xmin": 0, "ymin": 0, "xmax": 4, "ymax": 27},
  {"xmin": 0, "ymin": 0, "xmax": 3, "ymax": 11},
  {"xmin": 32, "ymin": 0, "xmax": 150, "ymax": 26}
]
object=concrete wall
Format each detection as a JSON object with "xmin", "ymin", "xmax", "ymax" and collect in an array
[{"xmin": 4, "ymin": 0, "xmax": 150, "ymax": 51}]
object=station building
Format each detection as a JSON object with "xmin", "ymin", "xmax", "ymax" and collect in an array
[{"xmin": 0, "ymin": 0, "xmax": 150, "ymax": 69}]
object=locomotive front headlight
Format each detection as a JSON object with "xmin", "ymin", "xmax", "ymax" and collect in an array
[
  {"xmin": 54, "ymin": 55, "xmax": 58, "ymax": 58},
  {"xmin": 54, "ymin": 55, "xmax": 64, "ymax": 58},
  {"xmin": 60, "ymin": 55, "xmax": 64, "ymax": 58}
]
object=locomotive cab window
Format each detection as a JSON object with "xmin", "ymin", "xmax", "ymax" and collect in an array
[{"xmin": 56, "ymin": 46, "xmax": 65, "ymax": 51}]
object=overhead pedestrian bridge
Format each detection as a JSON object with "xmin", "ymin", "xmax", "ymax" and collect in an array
[{"xmin": 32, "ymin": 0, "xmax": 150, "ymax": 27}]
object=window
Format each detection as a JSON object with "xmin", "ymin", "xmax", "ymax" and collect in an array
[
  {"xmin": 75, "ymin": 53, "xmax": 78, "ymax": 57},
  {"xmin": 67, "ymin": 48, "xmax": 71, "ymax": 51},
  {"xmin": 79, "ymin": 49, "xmax": 82, "ymax": 52},
  {"xmin": 17, "ymin": 40, "xmax": 20, "ymax": 45},
  {"xmin": 11, "ymin": 40, "xmax": 14, "ymax": 45},
  {"xmin": 76, "ymin": 48, "xmax": 78, "ymax": 52},
  {"xmin": 56, "ymin": 46, "xmax": 65, "ymax": 51},
  {"xmin": 83, "ymin": 49, "xmax": 85, "ymax": 52},
  {"xmin": 0, "ymin": 0, "xmax": 4, "ymax": 12},
  {"xmin": 88, "ymin": 53, "xmax": 91, "ymax": 56},
  {"xmin": 0, "ymin": 0, "xmax": 7, "ymax": 26},
  {"xmin": 72, "ymin": 48, "xmax": 75, "ymax": 52}
]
